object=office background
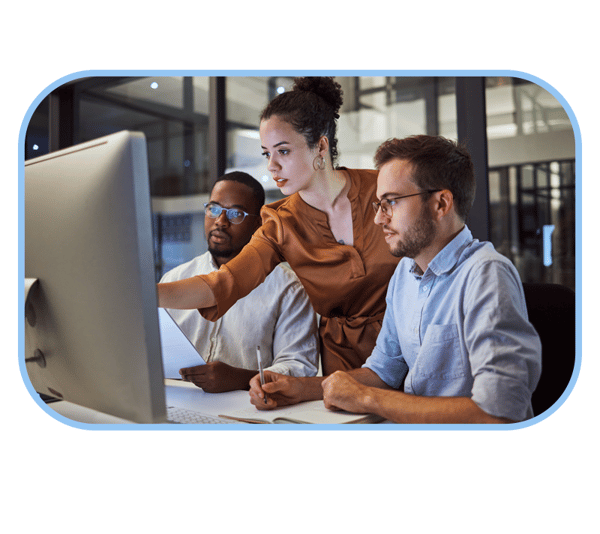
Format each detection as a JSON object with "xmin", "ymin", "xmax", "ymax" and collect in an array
[
  {"xmin": 11, "ymin": 68, "xmax": 584, "ymax": 532},
  {"xmin": 24, "ymin": 75, "xmax": 576, "ymax": 292},
  {"xmin": 9, "ymin": 0, "xmax": 595, "ymax": 523}
]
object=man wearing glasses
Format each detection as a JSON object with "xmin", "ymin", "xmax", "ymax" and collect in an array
[
  {"xmin": 161, "ymin": 172, "xmax": 318, "ymax": 393},
  {"xmin": 250, "ymin": 136, "xmax": 542, "ymax": 423}
]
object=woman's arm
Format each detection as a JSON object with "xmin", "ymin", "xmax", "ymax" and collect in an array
[{"xmin": 157, "ymin": 276, "xmax": 216, "ymax": 309}]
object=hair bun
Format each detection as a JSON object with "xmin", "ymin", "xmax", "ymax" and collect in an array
[{"xmin": 292, "ymin": 77, "xmax": 343, "ymax": 114}]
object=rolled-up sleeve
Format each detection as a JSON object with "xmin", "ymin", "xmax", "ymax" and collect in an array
[
  {"xmin": 265, "ymin": 274, "xmax": 319, "ymax": 377},
  {"xmin": 465, "ymin": 260, "xmax": 542, "ymax": 421}
]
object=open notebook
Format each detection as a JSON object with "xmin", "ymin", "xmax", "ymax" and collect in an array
[
  {"xmin": 220, "ymin": 400, "xmax": 384, "ymax": 424},
  {"xmin": 158, "ymin": 308, "xmax": 205, "ymax": 379}
]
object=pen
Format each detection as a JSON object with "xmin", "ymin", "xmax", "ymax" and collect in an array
[{"xmin": 257, "ymin": 345, "xmax": 267, "ymax": 404}]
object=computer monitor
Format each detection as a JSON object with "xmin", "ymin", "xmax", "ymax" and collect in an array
[{"xmin": 24, "ymin": 130, "xmax": 168, "ymax": 423}]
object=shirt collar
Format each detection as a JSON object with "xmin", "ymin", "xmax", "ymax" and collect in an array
[
  {"xmin": 291, "ymin": 167, "xmax": 357, "ymax": 215},
  {"xmin": 428, "ymin": 225, "xmax": 473, "ymax": 276},
  {"xmin": 208, "ymin": 252, "xmax": 220, "ymax": 271},
  {"xmin": 408, "ymin": 225, "xmax": 473, "ymax": 278}
]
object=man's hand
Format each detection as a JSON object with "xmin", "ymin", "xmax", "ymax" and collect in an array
[
  {"xmin": 322, "ymin": 371, "xmax": 373, "ymax": 414},
  {"xmin": 249, "ymin": 371, "xmax": 321, "ymax": 410},
  {"xmin": 322, "ymin": 370, "xmax": 514, "ymax": 424},
  {"xmin": 179, "ymin": 362, "xmax": 256, "ymax": 393}
]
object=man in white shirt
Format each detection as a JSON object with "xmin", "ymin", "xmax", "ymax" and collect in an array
[{"xmin": 161, "ymin": 171, "xmax": 319, "ymax": 393}]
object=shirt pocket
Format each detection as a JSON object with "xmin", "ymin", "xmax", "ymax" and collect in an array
[{"xmin": 409, "ymin": 324, "xmax": 468, "ymax": 396}]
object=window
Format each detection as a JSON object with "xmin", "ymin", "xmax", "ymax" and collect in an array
[{"xmin": 24, "ymin": 74, "xmax": 576, "ymax": 288}]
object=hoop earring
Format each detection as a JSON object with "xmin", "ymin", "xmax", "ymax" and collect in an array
[{"xmin": 313, "ymin": 156, "xmax": 326, "ymax": 171}]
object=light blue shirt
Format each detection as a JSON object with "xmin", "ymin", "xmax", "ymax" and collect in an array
[{"xmin": 364, "ymin": 226, "xmax": 542, "ymax": 421}]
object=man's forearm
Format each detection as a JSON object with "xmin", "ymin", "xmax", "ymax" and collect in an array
[
  {"xmin": 322, "ymin": 369, "xmax": 512, "ymax": 424},
  {"xmin": 365, "ymin": 389, "xmax": 512, "ymax": 424}
]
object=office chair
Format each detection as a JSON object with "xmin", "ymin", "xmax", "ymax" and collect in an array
[{"xmin": 522, "ymin": 283, "xmax": 576, "ymax": 417}]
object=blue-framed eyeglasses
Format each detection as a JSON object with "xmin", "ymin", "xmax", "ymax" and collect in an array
[
  {"xmin": 372, "ymin": 190, "xmax": 442, "ymax": 217},
  {"xmin": 203, "ymin": 203, "xmax": 258, "ymax": 225}
]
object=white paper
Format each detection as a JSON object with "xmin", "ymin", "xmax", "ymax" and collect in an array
[
  {"xmin": 221, "ymin": 400, "xmax": 383, "ymax": 424},
  {"xmin": 158, "ymin": 308, "xmax": 205, "ymax": 379}
]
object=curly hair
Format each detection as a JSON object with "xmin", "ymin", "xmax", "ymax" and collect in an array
[{"xmin": 260, "ymin": 77, "xmax": 344, "ymax": 166}]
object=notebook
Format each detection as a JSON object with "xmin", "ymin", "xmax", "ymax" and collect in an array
[
  {"xmin": 219, "ymin": 400, "xmax": 384, "ymax": 424},
  {"xmin": 158, "ymin": 308, "xmax": 206, "ymax": 379}
]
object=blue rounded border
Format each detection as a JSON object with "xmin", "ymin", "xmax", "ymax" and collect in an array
[{"xmin": 18, "ymin": 69, "xmax": 582, "ymax": 431}]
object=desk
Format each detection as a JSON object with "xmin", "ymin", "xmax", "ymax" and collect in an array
[
  {"xmin": 45, "ymin": 379, "xmax": 392, "ymax": 425},
  {"xmin": 46, "ymin": 379, "xmax": 251, "ymax": 424}
]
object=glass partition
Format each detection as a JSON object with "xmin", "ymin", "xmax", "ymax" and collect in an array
[
  {"xmin": 24, "ymin": 74, "xmax": 575, "ymax": 289},
  {"xmin": 485, "ymin": 77, "xmax": 575, "ymax": 291}
]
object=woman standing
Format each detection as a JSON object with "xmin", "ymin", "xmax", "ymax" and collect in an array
[{"xmin": 158, "ymin": 77, "xmax": 399, "ymax": 374}]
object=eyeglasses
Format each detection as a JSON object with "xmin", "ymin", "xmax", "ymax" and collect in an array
[
  {"xmin": 203, "ymin": 203, "xmax": 259, "ymax": 225},
  {"xmin": 372, "ymin": 190, "xmax": 442, "ymax": 217}
]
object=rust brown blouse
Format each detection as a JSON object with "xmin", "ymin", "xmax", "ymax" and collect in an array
[{"xmin": 200, "ymin": 168, "xmax": 400, "ymax": 374}]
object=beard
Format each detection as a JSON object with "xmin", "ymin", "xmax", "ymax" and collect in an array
[
  {"xmin": 207, "ymin": 229, "xmax": 233, "ymax": 260},
  {"xmin": 388, "ymin": 205, "xmax": 436, "ymax": 259},
  {"xmin": 208, "ymin": 246, "xmax": 233, "ymax": 259}
]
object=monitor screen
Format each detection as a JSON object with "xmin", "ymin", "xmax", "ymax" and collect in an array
[{"xmin": 24, "ymin": 131, "xmax": 168, "ymax": 423}]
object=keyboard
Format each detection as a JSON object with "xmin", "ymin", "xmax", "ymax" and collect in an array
[{"xmin": 166, "ymin": 405, "xmax": 238, "ymax": 424}]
